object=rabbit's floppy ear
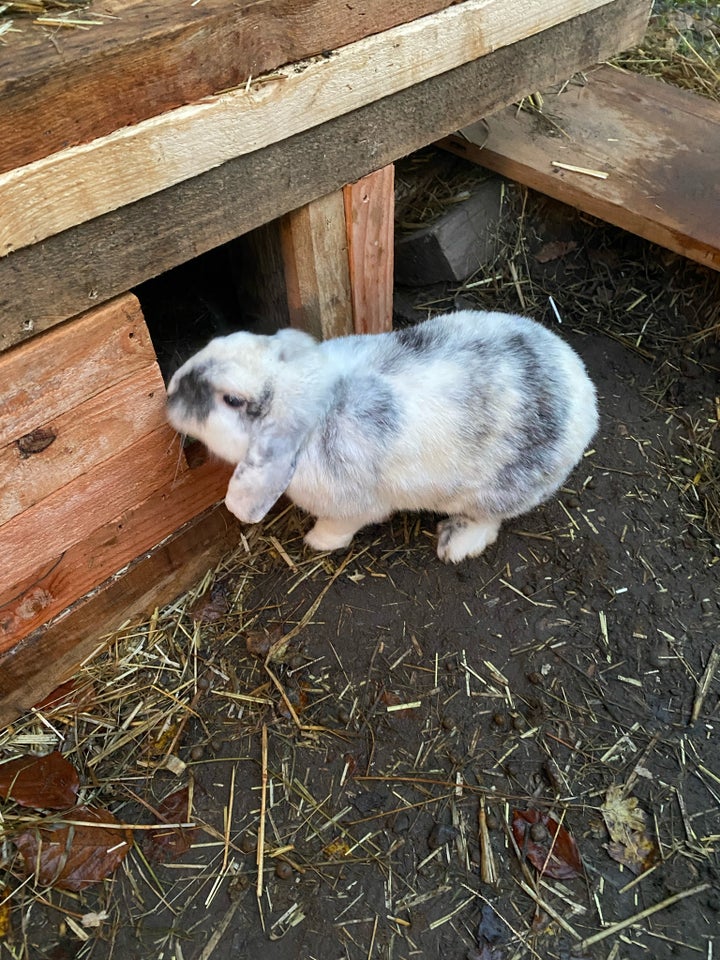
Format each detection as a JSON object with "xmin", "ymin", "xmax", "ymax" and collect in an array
[{"xmin": 224, "ymin": 423, "xmax": 300, "ymax": 524}]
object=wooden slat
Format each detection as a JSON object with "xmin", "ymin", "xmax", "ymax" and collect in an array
[
  {"xmin": 0, "ymin": 295, "xmax": 154, "ymax": 442},
  {"xmin": 344, "ymin": 167, "xmax": 395, "ymax": 334},
  {"xmin": 441, "ymin": 65, "xmax": 720, "ymax": 271},
  {"xmin": 0, "ymin": 504, "xmax": 243, "ymax": 728},
  {"xmin": 0, "ymin": 0, "xmax": 458, "ymax": 176},
  {"xmin": 0, "ymin": 0, "xmax": 651, "ymax": 350},
  {"xmin": 0, "ymin": 458, "xmax": 233, "ymax": 654},
  {"xmin": 0, "ymin": 426, "xmax": 182, "ymax": 590},
  {"xmin": 281, "ymin": 191, "xmax": 354, "ymax": 340},
  {"xmin": 0, "ymin": 0, "xmax": 617, "ymax": 256},
  {"xmin": 0, "ymin": 365, "xmax": 167, "ymax": 525}
]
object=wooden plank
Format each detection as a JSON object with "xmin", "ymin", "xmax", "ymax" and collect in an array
[
  {"xmin": 441, "ymin": 66, "xmax": 720, "ymax": 271},
  {"xmin": 0, "ymin": 295, "xmax": 154, "ymax": 442},
  {"xmin": 0, "ymin": 0, "xmax": 617, "ymax": 256},
  {"xmin": 0, "ymin": 426, "xmax": 182, "ymax": 590},
  {"xmin": 281, "ymin": 191, "xmax": 354, "ymax": 340},
  {"xmin": 0, "ymin": 1, "xmax": 458, "ymax": 176},
  {"xmin": 0, "ymin": 0, "xmax": 651, "ymax": 350},
  {"xmin": 343, "ymin": 166, "xmax": 395, "ymax": 334},
  {"xmin": 0, "ymin": 504, "xmax": 243, "ymax": 728},
  {"xmin": 0, "ymin": 458, "xmax": 233, "ymax": 654},
  {"xmin": 0, "ymin": 365, "xmax": 167, "ymax": 525}
]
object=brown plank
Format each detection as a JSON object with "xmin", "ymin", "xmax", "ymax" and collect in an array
[
  {"xmin": 280, "ymin": 191, "xmax": 355, "ymax": 340},
  {"xmin": 0, "ymin": 364, "xmax": 167, "ymax": 525},
  {"xmin": 0, "ymin": 457, "xmax": 233, "ymax": 654},
  {"xmin": 441, "ymin": 65, "xmax": 720, "ymax": 271},
  {"xmin": 1, "ymin": 0, "xmax": 615, "ymax": 257},
  {"xmin": 0, "ymin": 504, "xmax": 244, "ymax": 728},
  {"xmin": 0, "ymin": 294, "xmax": 154, "ymax": 440},
  {"xmin": 0, "ymin": 0, "xmax": 457, "ymax": 176},
  {"xmin": 0, "ymin": 0, "xmax": 651, "ymax": 351},
  {"xmin": 343, "ymin": 166, "xmax": 395, "ymax": 335},
  {"xmin": 0, "ymin": 425, "xmax": 182, "ymax": 590}
]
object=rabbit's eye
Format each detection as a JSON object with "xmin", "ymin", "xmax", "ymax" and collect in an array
[{"xmin": 223, "ymin": 394, "xmax": 245, "ymax": 409}]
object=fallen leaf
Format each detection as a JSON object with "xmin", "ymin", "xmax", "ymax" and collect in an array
[
  {"xmin": 13, "ymin": 805, "xmax": 133, "ymax": 891},
  {"xmin": 276, "ymin": 679, "xmax": 309, "ymax": 718},
  {"xmin": 245, "ymin": 624, "xmax": 283, "ymax": 658},
  {"xmin": 477, "ymin": 902, "xmax": 511, "ymax": 945},
  {"xmin": 189, "ymin": 578, "xmax": 231, "ymax": 624},
  {"xmin": 34, "ymin": 679, "xmax": 96, "ymax": 713},
  {"xmin": 0, "ymin": 752, "xmax": 79, "ymax": 810},
  {"xmin": 512, "ymin": 809, "xmax": 582, "ymax": 879},
  {"xmin": 601, "ymin": 785, "xmax": 658, "ymax": 875},
  {"xmin": 380, "ymin": 690, "xmax": 419, "ymax": 721},
  {"xmin": 323, "ymin": 837, "xmax": 350, "ymax": 858},
  {"xmin": 534, "ymin": 240, "xmax": 577, "ymax": 263},
  {"xmin": 145, "ymin": 786, "xmax": 198, "ymax": 863}
]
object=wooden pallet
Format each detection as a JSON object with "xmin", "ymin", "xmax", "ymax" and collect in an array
[{"xmin": 441, "ymin": 65, "xmax": 720, "ymax": 271}]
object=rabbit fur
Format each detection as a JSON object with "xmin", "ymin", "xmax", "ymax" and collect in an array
[{"xmin": 166, "ymin": 310, "xmax": 598, "ymax": 563}]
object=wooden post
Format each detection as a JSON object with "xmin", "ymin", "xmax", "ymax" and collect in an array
[
  {"xmin": 343, "ymin": 165, "xmax": 395, "ymax": 334},
  {"xmin": 280, "ymin": 190, "xmax": 354, "ymax": 340},
  {"xmin": 279, "ymin": 165, "xmax": 395, "ymax": 340}
]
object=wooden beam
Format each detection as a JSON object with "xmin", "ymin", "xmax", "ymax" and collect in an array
[
  {"xmin": 440, "ymin": 65, "xmax": 720, "ymax": 272},
  {"xmin": 281, "ymin": 191, "xmax": 354, "ymax": 340},
  {"xmin": 0, "ymin": 458, "xmax": 232, "ymax": 654},
  {"xmin": 343, "ymin": 166, "xmax": 395, "ymax": 334},
  {"xmin": 0, "ymin": 504, "xmax": 243, "ymax": 728},
  {"xmin": 0, "ymin": 0, "xmax": 458, "ymax": 176},
  {"xmin": 0, "ymin": 0, "xmax": 617, "ymax": 256},
  {"xmin": 0, "ymin": 0, "xmax": 651, "ymax": 350}
]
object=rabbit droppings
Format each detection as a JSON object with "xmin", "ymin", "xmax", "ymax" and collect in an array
[{"xmin": 166, "ymin": 310, "xmax": 598, "ymax": 563}]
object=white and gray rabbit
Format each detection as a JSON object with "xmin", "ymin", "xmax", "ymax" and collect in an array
[{"xmin": 166, "ymin": 309, "xmax": 598, "ymax": 563}]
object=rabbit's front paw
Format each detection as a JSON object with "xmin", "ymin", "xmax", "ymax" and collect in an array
[
  {"xmin": 436, "ymin": 516, "xmax": 501, "ymax": 563},
  {"xmin": 304, "ymin": 519, "xmax": 356, "ymax": 552}
]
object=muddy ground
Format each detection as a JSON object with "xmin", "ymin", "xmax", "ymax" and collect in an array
[{"xmin": 2, "ymin": 94, "xmax": 720, "ymax": 960}]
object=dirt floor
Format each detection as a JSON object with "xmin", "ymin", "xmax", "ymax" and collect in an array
[
  {"xmin": 2, "ymin": 8, "xmax": 720, "ymax": 957},
  {"xmin": 1, "ymin": 169, "xmax": 718, "ymax": 960}
]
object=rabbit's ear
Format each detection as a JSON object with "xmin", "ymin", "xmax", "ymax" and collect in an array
[
  {"xmin": 273, "ymin": 327, "xmax": 318, "ymax": 362},
  {"xmin": 224, "ymin": 425, "xmax": 300, "ymax": 524}
]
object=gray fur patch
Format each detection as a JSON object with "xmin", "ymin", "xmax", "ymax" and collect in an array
[
  {"xmin": 395, "ymin": 322, "xmax": 442, "ymax": 355},
  {"xmin": 246, "ymin": 383, "xmax": 274, "ymax": 420},
  {"xmin": 320, "ymin": 375, "xmax": 400, "ymax": 474},
  {"xmin": 495, "ymin": 332, "xmax": 568, "ymax": 495},
  {"xmin": 168, "ymin": 366, "xmax": 214, "ymax": 422}
]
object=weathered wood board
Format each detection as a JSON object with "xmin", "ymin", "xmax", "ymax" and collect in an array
[
  {"xmin": 0, "ymin": 367, "xmax": 165, "ymax": 525},
  {"xmin": 0, "ymin": 0, "xmax": 458, "ymax": 176},
  {"xmin": 0, "ymin": 293, "xmax": 233, "ymax": 652},
  {"xmin": 281, "ymin": 191, "xmax": 354, "ymax": 340},
  {"xmin": 0, "ymin": 0, "xmax": 652, "ymax": 350},
  {"xmin": 0, "ymin": 504, "xmax": 243, "ymax": 728},
  {"xmin": 441, "ymin": 65, "xmax": 720, "ymax": 271},
  {"xmin": 344, "ymin": 166, "xmax": 396, "ymax": 335},
  {"xmin": 0, "ymin": 457, "xmax": 232, "ymax": 654},
  {"xmin": 0, "ymin": 0, "xmax": 619, "ymax": 256},
  {"xmin": 0, "ymin": 296, "xmax": 155, "ymax": 443}
]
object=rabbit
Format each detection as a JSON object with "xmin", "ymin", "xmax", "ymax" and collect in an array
[{"xmin": 166, "ymin": 309, "xmax": 598, "ymax": 563}]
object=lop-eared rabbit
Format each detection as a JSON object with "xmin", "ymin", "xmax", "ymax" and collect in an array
[{"xmin": 166, "ymin": 310, "xmax": 598, "ymax": 563}]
